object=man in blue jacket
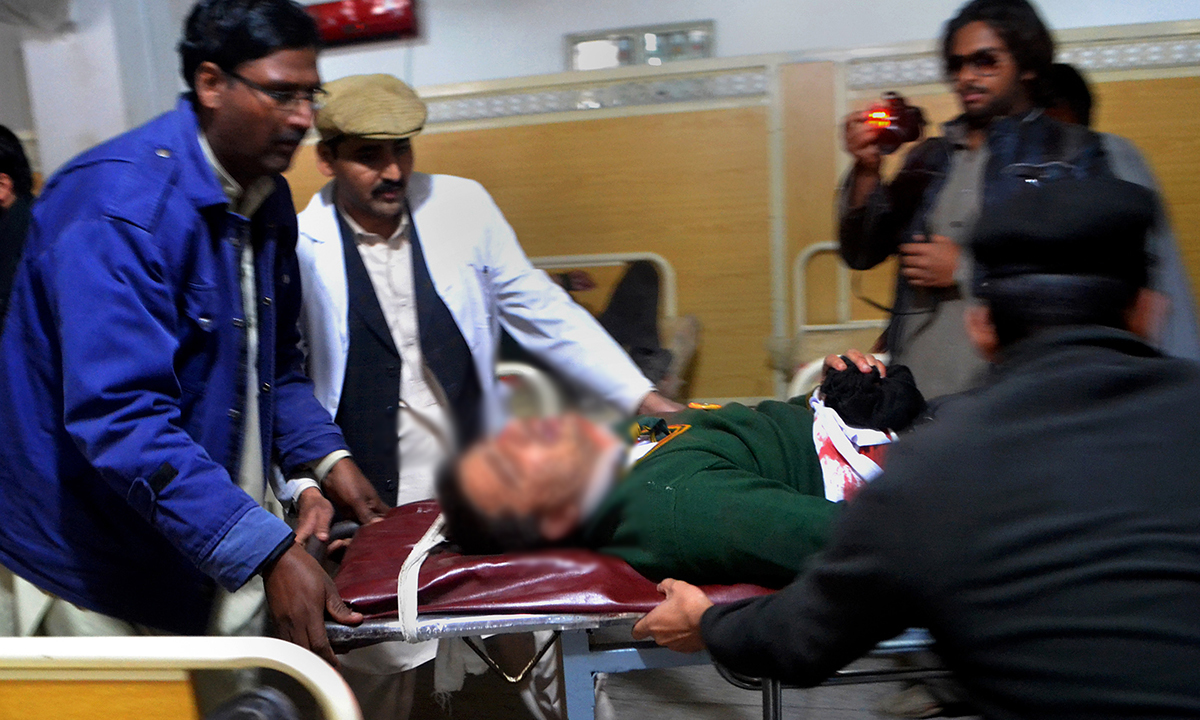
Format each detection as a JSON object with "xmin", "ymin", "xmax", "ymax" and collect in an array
[{"xmin": 0, "ymin": 0, "xmax": 385, "ymax": 665}]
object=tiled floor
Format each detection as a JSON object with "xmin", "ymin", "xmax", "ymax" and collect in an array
[{"xmin": 403, "ymin": 654, "xmax": 980, "ymax": 720}]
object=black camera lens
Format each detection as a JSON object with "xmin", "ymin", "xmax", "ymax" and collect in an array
[{"xmin": 870, "ymin": 92, "xmax": 927, "ymax": 155}]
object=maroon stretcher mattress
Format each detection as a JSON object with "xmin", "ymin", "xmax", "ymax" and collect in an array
[{"xmin": 335, "ymin": 501, "xmax": 772, "ymax": 619}]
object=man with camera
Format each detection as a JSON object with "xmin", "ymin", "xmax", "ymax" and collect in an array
[{"xmin": 839, "ymin": 0, "xmax": 1109, "ymax": 400}]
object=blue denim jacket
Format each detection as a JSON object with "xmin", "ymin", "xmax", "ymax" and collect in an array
[{"xmin": 0, "ymin": 98, "xmax": 348, "ymax": 634}]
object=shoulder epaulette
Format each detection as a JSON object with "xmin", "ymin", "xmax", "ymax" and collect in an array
[{"xmin": 103, "ymin": 144, "xmax": 182, "ymax": 233}]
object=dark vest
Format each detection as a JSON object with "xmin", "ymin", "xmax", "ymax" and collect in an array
[{"xmin": 333, "ymin": 209, "xmax": 481, "ymax": 505}]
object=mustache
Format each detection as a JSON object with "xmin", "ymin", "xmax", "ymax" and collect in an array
[{"xmin": 372, "ymin": 180, "xmax": 406, "ymax": 197}]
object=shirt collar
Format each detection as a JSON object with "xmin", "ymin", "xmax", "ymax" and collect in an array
[
  {"xmin": 337, "ymin": 199, "xmax": 410, "ymax": 246},
  {"xmin": 197, "ymin": 131, "xmax": 275, "ymax": 218},
  {"xmin": 942, "ymin": 107, "xmax": 1045, "ymax": 149}
]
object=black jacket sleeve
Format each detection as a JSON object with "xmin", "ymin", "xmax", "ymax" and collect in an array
[
  {"xmin": 700, "ymin": 474, "xmax": 918, "ymax": 686},
  {"xmin": 838, "ymin": 138, "xmax": 950, "ymax": 271}
]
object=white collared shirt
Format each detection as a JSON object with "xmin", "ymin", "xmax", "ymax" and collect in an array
[{"xmin": 340, "ymin": 207, "xmax": 456, "ymax": 505}]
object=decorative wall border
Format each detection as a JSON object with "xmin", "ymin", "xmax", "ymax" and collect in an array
[
  {"xmin": 846, "ymin": 33, "xmax": 1200, "ymax": 90},
  {"xmin": 425, "ymin": 68, "xmax": 768, "ymax": 125}
]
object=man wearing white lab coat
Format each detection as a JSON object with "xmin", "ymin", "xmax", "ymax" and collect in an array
[{"xmin": 294, "ymin": 73, "xmax": 678, "ymax": 720}]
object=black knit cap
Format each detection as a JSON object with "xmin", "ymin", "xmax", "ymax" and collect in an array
[
  {"xmin": 971, "ymin": 176, "xmax": 1155, "ymax": 296},
  {"xmin": 820, "ymin": 364, "xmax": 927, "ymax": 433}
]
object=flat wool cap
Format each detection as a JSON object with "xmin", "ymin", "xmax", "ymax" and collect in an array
[
  {"xmin": 316, "ymin": 74, "xmax": 427, "ymax": 142},
  {"xmin": 971, "ymin": 176, "xmax": 1156, "ymax": 294}
]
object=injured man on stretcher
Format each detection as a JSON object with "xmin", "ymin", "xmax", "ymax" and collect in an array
[{"xmin": 435, "ymin": 351, "xmax": 926, "ymax": 589}]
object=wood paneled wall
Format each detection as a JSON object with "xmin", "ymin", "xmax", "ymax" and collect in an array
[
  {"xmin": 289, "ymin": 109, "xmax": 775, "ymax": 398},
  {"xmin": 284, "ymin": 65, "xmax": 1200, "ymax": 399},
  {"xmin": 1093, "ymin": 76, "xmax": 1200, "ymax": 294},
  {"xmin": 416, "ymin": 110, "xmax": 773, "ymax": 398}
]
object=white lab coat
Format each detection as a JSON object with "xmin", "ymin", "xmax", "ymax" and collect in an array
[{"xmin": 295, "ymin": 172, "xmax": 653, "ymax": 437}]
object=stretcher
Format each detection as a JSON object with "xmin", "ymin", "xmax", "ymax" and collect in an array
[{"xmin": 326, "ymin": 501, "xmax": 942, "ymax": 720}]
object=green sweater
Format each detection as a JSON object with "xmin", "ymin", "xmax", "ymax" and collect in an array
[{"xmin": 580, "ymin": 399, "xmax": 840, "ymax": 588}]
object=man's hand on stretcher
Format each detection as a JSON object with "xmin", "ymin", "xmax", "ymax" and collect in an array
[
  {"xmin": 631, "ymin": 578, "xmax": 713, "ymax": 653},
  {"xmin": 268, "ymin": 458, "xmax": 387, "ymax": 666},
  {"xmin": 263, "ymin": 543, "xmax": 362, "ymax": 667},
  {"xmin": 294, "ymin": 457, "xmax": 388, "ymax": 550}
]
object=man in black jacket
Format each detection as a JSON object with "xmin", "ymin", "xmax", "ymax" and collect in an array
[
  {"xmin": 840, "ymin": 0, "xmax": 1109, "ymax": 399},
  {"xmin": 632, "ymin": 176, "xmax": 1200, "ymax": 719}
]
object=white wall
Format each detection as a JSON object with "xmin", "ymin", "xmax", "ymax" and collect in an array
[
  {"xmin": 310, "ymin": 0, "xmax": 1200, "ymax": 87},
  {"xmin": 16, "ymin": 0, "xmax": 194, "ymax": 174},
  {"xmin": 8, "ymin": 0, "xmax": 1200, "ymax": 172},
  {"xmin": 20, "ymin": 0, "xmax": 129, "ymax": 173},
  {"xmin": 0, "ymin": 23, "xmax": 33, "ymax": 132}
]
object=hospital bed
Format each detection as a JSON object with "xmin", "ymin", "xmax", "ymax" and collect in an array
[
  {"xmin": 786, "ymin": 242, "xmax": 891, "ymax": 398},
  {"xmin": 325, "ymin": 501, "xmax": 941, "ymax": 720},
  {"xmin": 497, "ymin": 252, "xmax": 692, "ymax": 419}
]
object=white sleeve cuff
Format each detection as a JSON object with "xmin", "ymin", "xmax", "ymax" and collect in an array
[
  {"xmin": 313, "ymin": 449, "xmax": 352, "ymax": 483},
  {"xmin": 276, "ymin": 471, "xmax": 322, "ymax": 506}
]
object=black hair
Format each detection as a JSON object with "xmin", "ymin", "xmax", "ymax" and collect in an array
[
  {"xmin": 178, "ymin": 0, "xmax": 321, "ymax": 90},
  {"xmin": 435, "ymin": 460, "xmax": 546, "ymax": 555},
  {"xmin": 981, "ymin": 276, "xmax": 1139, "ymax": 346},
  {"xmin": 820, "ymin": 363, "xmax": 927, "ymax": 433},
  {"xmin": 0, "ymin": 125, "xmax": 33, "ymax": 198},
  {"xmin": 941, "ymin": 0, "xmax": 1055, "ymax": 105},
  {"xmin": 1045, "ymin": 62, "xmax": 1093, "ymax": 127}
]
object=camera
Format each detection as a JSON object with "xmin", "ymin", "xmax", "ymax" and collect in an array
[{"xmin": 866, "ymin": 92, "xmax": 926, "ymax": 155}]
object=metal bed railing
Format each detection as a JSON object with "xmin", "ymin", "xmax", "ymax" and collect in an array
[
  {"xmin": 530, "ymin": 252, "xmax": 677, "ymax": 320},
  {"xmin": 792, "ymin": 241, "xmax": 888, "ymax": 350},
  {"xmin": 0, "ymin": 636, "xmax": 361, "ymax": 720}
]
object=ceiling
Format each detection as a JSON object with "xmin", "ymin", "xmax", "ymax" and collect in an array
[{"xmin": 0, "ymin": 0, "xmax": 71, "ymax": 31}]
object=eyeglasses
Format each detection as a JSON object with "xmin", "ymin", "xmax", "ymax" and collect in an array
[
  {"xmin": 944, "ymin": 48, "xmax": 1007, "ymax": 79},
  {"xmin": 226, "ymin": 69, "xmax": 328, "ymax": 112}
]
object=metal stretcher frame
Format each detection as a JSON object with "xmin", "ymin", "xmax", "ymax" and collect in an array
[{"xmin": 327, "ymin": 614, "xmax": 939, "ymax": 720}]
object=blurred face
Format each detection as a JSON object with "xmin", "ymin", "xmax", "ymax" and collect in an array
[
  {"xmin": 457, "ymin": 415, "xmax": 607, "ymax": 542},
  {"xmin": 317, "ymin": 137, "xmax": 414, "ymax": 236},
  {"xmin": 194, "ymin": 47, "xmax": 321, "ymax": 186},
  {"xmin": 946, "ymin": 21, "xmax": 1033, "ymax": 125}
]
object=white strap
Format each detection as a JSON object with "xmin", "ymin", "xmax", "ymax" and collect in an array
[
  {"xmin": 396, "ymin": 514, "xmax": 447, "ymax": 642},
  {"xmin": 809, "ymin": 391, "xmax": 888, "ymax": 482}
]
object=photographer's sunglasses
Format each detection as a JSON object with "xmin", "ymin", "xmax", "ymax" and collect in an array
[{"xmin": 945, "ymin": 48, "xmax": 1006, "ymax": 79}]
